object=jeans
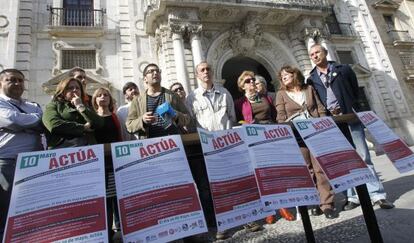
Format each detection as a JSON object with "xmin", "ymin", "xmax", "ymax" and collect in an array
[
  {"xmin": 347, "ymin": 122, "xmax": 386, "ymax": 203},
  {"xmin": 0, "ymin": 158, "xmax": 16, "ymax": 241}
]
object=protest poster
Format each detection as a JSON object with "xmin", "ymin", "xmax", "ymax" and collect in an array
[
  {"xmin": 356, "ymin": 111, "xmax": 414, "ymax": 173},
  {"xmin": 242, "ymin": 124, "xmax": 320, "ymax": 210},
  {"xmin": 293, "ymin": 117, "xmax": 376, "ymax": 193},
  {"xmin": 3, "ymin": 145, "xmax": 107, "ymax": 243},
  {"xmin": 111, "ymin": 135, "xmax": 207, "ymax": 243},
  {"xmin": 198, "ymin": 127, "xmax": 271, "ymax": 232}
]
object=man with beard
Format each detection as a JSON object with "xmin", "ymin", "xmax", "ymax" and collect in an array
[{"xmin": 126, "ymin": 63, "xmax": 190, "ymax": 139}]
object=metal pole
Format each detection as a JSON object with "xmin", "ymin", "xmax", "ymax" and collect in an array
[
  {"xmin": 298, "ymin": 206, "xmax": 316, "ymax": 243},
  {"xmin": 355, "ymin": 184, "xmax": 384, "ymax": 243}
]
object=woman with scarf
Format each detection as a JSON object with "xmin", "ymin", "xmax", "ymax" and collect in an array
[{"xmin": 234, "ymin": 70, "xmax": 294, "ymax": 225}]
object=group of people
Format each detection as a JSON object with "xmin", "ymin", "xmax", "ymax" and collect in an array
[{"xmin": 0, "ymin": 44, "xmax": 394, "ymax": 242}]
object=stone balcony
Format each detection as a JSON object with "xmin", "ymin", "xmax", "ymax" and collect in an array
[
  {"xmin": 46, "ymin": 6, "xmax": 106, "ymax": 37},
  {"xmin": 387, "ymin": 29, "xmax": 414, "ymax": 47},
  {"xmin": 144, "ymin": 0, "xmax": 330, "ymax": 33}
]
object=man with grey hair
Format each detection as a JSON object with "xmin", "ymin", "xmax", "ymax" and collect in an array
[
  {"xmin": 308, "ymin": 43, "xmax": 394, "ymax": 211},
  {"xmin": 255, "ymin": 75, "xmax": 275, "ymax": 102},
  {"xmin": 0, "ymin": 69, "xmax": 43, "ymax": 240}
]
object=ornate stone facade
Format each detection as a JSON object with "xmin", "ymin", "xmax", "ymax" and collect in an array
[{"xmin": 0, "ymin": 0, "xmax": 413, "ymax": 144}]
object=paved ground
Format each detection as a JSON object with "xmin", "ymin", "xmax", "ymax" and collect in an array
[
  {"xmin": 208, "ymin": 148, "xmax": 414, "ymax": 243},
  {"xmin": 114, "ymin": 148, "xmax": 414, "ymax": 243}
]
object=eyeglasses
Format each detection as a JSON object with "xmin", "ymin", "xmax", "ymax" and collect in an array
[
  {"xmin": 145, "ymin": 68, "xmax": 161, "ymax": 75},
  {"xmin": 244, "ymin": 78, "xmax": 256, "ymax": 84},
  {"xmin": 172, "ymin": 87, "xmax": 184, "ymax": 93}
]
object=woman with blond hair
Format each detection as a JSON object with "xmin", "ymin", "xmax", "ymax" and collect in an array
[
  {"xmin": 42, "ymin": 77, "xmax": 103, "ymax": 149},
  {"xmin": 91, "ymin": 87, "xmax": 122, "ymax": 144},
  {"xmin": 275, "ymin": 65, "xmax": 338, "ymax": 219},
  {"xmin": 234, "ymin": 70, "xmax": 276, "ymax": 125},
  {"xmin": 91, "ymin": 87, "xmax": 122, "ymax": 240}
]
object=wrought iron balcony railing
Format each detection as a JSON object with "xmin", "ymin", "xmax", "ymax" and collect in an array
[
  {"xmin": 47, "ymin": 6, "xmax": 105, "ymax": 27},
  {"xmin": 387, "ymin": 30, "xmax": 413, "ymax": 43},
  {"xmin": 326, "ymin": 22, "xmax": 356, "ymax": 37}
]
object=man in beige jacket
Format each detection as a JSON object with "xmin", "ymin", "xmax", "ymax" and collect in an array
[{"xmin": 126, "ymin": 63, "xmax": 190, "ymax": 139}]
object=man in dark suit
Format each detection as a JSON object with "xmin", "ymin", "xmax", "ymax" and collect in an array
[{"xmin": 307, "ymin": 44, "xmax": 394, "ymax": 212}]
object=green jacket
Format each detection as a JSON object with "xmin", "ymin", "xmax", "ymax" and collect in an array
[
  {"xmin": 42, "ymin": 100, "xmax": 104, "ymax": 149},
  {"xmin": 126, "ymin": 88, "xmax": 190, "ymax": 139}
]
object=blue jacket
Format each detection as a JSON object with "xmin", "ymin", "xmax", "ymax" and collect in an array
[{"xmin": 307, "ymin": 62, "xmax": 360, "ymax": 114}]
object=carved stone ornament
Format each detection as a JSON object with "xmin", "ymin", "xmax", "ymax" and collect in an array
[
  {"xmin": 0, "ymin": 15, "xmax": 9, "ymax": 35},
  {"xmin": 228, "ymin": 12, "xmax": 263, "ymax": 55},
  {"xmin": 303, "ymin": 27, "xmax": 322, "ymax": 41},
  {"xmin": 51, "ymin": 40, "xmax": 104, "ymax": 76}
]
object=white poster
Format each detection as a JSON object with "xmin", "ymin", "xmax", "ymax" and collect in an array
[
  {"xmin": 293, "ymin": 117, "xmax": 376, "ymax": 193},
  {"xmin": 198, "ymin": 128, "xmax": 270, "ymax": 232},
  {"xmin": 242, "ymin": 124, "xmax": 320, "ymax": 209},
  {"xmin": 3, "ymin": 145, "xmax": 107, "ymax": 243},
  {"xmin": 356, "ymin": 111, "xmax": 414, "ymax": 173},
  {"xmin": 111, "ymin": 135, "xmax": 207, "ymax": 243}
]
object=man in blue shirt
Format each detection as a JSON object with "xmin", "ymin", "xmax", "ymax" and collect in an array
[{"xmin": 0, "ymin": 69, "xmax": 44, "ymax": 240}]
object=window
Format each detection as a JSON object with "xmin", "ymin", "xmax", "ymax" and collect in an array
[
  {"xmin": 63, "ymin": 0, "xmax": 94, "ymax": 26},
  {"xmin": 337, "ymin": 51, "xmax": 355, "ymax": 64},
  {"xmin": 62, "ymin": 50, "xmax": 96, "ymax": 69},
  {"xmin": 326, "ymin": 12, "xmax": 342, "ymax": 35},
  {"xmin": 383, "ymin": 15, "xmax": 395, "ymax": 31}
]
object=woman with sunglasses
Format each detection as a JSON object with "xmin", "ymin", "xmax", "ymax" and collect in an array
[
  {"xmin": 42, "ymin": 77, "xmax": 104, "ymax": 149},
  {"xmin": 234, "ymin": 71, "xmax": 276, "ymax": 125},
  {"xmin": 234, "ymin": 71, "xmax": 293, "ymax": 225}
]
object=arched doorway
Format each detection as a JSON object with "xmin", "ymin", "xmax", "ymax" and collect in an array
[{"xmin": 222, "ymin": 56, "xmax": 276, "ymax": 100}]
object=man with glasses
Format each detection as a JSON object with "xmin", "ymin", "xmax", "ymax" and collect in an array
[
  {"xmin": 169, "ymin": 82, "xmax": 186, "ymax": 101},
  {"xmin": 0, "ymin": 69, "xmax": 44, "ymax": 240},
  {"xmin": 169, "ymin": 82, "xmax": 197, "ymax": 134},
  {"xmin": 126, "ymin": 63, "xmax": 190, "ymax": 139}
]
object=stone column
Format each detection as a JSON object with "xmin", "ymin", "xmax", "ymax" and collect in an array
[
  {"xmin": 170, "ymin": 24, "xmax": 190, "ymax": 93},
  {"xmin": 305, "ymin": 35, "xmax": 317, "ymax": 68},
  {"xmin": 189, "ymin": 25, "xmax": 204, "ymax": 67}
]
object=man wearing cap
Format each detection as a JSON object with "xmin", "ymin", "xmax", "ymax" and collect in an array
[
  {"xmin": 117, "ymin": 82, "xmax": 139, "ymax": 141},
  {"xmin": 0, "ymin": 69, "xmax": 43, "ymax": 239},
  {"xmin": 126, "ymin": 63, "xmax": 190, "ymax": 139}
]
